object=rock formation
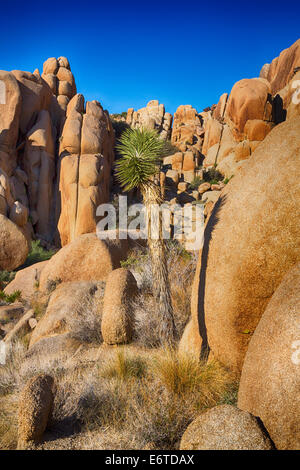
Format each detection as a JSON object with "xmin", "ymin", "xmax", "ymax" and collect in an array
[
  {"xmin": 180, "ymin": 116, "xmax": 300, "ymax": 372},
  {"xmin": 180, "ymin": 405, "xmax": 273, "ymax": 450},
  {"xmin": 0, "ymin": 57, "xmax": 115, "ymax": 269},
  {"xmin": 18, "ymin": 374, "xmax": 55, "ymax": 449},
  {"xmin": 238, "ymin": 263, "xmax": 300, "ymax": 450},
  {"xmin": 126, "ymin": 100, "xmax": 172, "ymax": 140},
  {"xmin": 101, "ymin": 268, "xmax": 138, "ymax": 344}
]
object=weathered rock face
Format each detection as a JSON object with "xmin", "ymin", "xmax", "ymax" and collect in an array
[
  {"xmin": 57, "ymin": 96, "xmax": 115, "ymax": 246},
  {"xmin": 182, "ymin": 117, "xmax": 300, "ymax": 373},
  {"xmin": 39, "ymin": 233, "xmax": 128, "ymax": 292},
  {"xmin": 42, "ymin": 57, "xmax": 76, "ymax": 113},
  {"xmin": 171, "ymin": 105, "xmax": 204, "ymax": 153},
  {"xmin": 0, "ymin": 214, "xmax": 29, "ymax": 270},
  {"xmin": 238, "ymin": 263, "xmax": 300, "ymax": 450},
  {"xmin": 261, "ymin": 38, "xmax": 300, "ymax": 95},
  {"xmin": 224, "ymin": 78, "xmax": 273, "ymax": 139},
  {"xmin": 101, "ymin": 268, "xmax": 138, "ymax": 344},
  {"xmin": 180, "ymin": 405, "xmax": 273, "ymax": 450},
  {"xmin": 11, "ymin": 70, "xmax": 53, "ymax": 136},
  {"xmin": 23, "ymin": 110, "xmax": 55, "ymax": 239},
  {"xmin": 0, "ymin": 57, "xmax": 115, "ymax": 271},
  {"xmin": 18, "ymin": 374, "xmax": 54, "ymax": 449},
  {"xmin": 126, "ymin": 100, "xmax": 172, "ymax": 140},
  {"xmin": 4, "ymin": 260, "xmax": 48, "ymax": 302},
  {"xmin": 29, "ymin": 281, "xmax": 101, "ymax": 347},
  {"xmin": 0, "ymin": 71, "xmax": 21, "ymax": 176}
]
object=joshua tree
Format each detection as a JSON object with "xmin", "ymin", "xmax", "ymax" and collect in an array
[{"xmin": 115, "ymin": 127, "xmax": 177, "ymax": 345}]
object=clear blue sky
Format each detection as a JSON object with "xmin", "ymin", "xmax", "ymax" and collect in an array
[{"xmin": 1, "ymin": 0, "xmax": 300, "ymax": 114}]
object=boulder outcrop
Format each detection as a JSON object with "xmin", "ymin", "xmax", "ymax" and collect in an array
[
  {"xmin": 180, "ymin": 405, "xmax": 273, "ymax": 450},
  {"xmin": 238, "ymin": 263, "xmax": 300, "ymax": 450},
  {"xmin": 126, "ymin": 100, "xmax": 172, "ymax": 140},
  {"xmin": 181, "ymin": 116, "xmax": 300, "ymax": 373}
]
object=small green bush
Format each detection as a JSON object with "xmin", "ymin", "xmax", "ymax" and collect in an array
[
  {"xmin": 203, "ymin": 167, "xmax": 223, "ymax": 184},
  {"xmin": 20, "ymin": 240, "xmax": 55, "ymax": 269},
  {"xmin": 0, "ymin": 290, "xmax": 21, "ymax": 304},
  {"xmin": 188, "ymin": 176, "xmax": 204, "ymax": 190}
]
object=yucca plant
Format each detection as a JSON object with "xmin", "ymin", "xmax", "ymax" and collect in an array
[{"xmin": 115, "ymin": 128, "xmax": 177, "ymax": 345}]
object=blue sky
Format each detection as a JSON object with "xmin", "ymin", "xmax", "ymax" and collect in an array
[{"xmin": 1, "ymin": 0, "xmax": 300, "ymax": 114}]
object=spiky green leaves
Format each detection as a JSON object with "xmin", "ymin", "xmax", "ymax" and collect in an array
[{"xmin": 115, "ymin": 128, "xmax": 165, "ymax": 192}]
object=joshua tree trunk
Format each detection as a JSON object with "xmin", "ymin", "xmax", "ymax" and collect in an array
[{"xmin": 141, "ymin": 183, "xmax": 177, "ymax": 345}]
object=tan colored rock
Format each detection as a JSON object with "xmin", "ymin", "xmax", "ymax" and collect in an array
[
  {"xmin": 178, "ymin": 318, "xmax": 202, "ymax": 358},
  {"xmin": 101, "ymin": 268, "xmax": 138, "ymax": 344},
  {"xmin": 202, "ymin": 118, "xmax": 223, "ymax": 155},
  {"xmin": 0, "ymin": 71, "xmax": 21, "ymax": 175},
  {"xmin": 171, "ymin": 152, "xmax": 183, "ymax": 171},
  {"xmin": 9, "ymin": 201, "xmax": 28, "ymax": 227},
  {"xmin": 30, "ymin": 281, "xmax": 101, "ymax": 347},
  {"xmin": 217, "ymin": 152, "xmax": 245, "ymax": 178},
  {"xmin": 178, "ymin": 182, "xmax": 188, "ymax": 192},
  {"xmin": 188, "ymin": 117, "xmax": 300, "ymax": 374},
  {"xmin": 24, "ymin": 110, "xmax": 55, "ymax": 239},
  {"xmin": 213, "ymin": 93, "xmax": 228, "ymax": 120},
  {"xmin": 180, "ymin": 405, "xmax": 273, "ymax": 450},
  {"xmin": 244, "ymin": 119, "xmax": 273, "ymax": 141},
  {"xmin": 201, "ymin": 190, "xmax": 220, "ymax": 205},
  {"xmin": 234, "ymin": 140, "xmax": 251, "ymax": 162},
  {"xmin": 198, "ymin": 182, "xmax": 211, "ymax": 194},
  {"xmin": 4, "ymin": 261, "xmax": 48, "ymax": 302},
  {"xmin": 238, "ymin": 263, "xmax": 300, "ymax": 450},
  {"xmin": 262, "ymin": 39, "xmax": 300, "ymax": 94},
  {"xmin": 182, "ymin": 151, "xmax": 195, "ymax": 171},
  {"xmin": 224, "ymin": 78, "xmax": 272, "ymax": 139},
  {"xmin": 171, "ymin": 105, "xmax": 203, "ymax": 151},
  {"xmin": 43, "ymin": 58, "xmax": 58, "ymax": 75},
  {"xmin": 18, "ymin": 374, "xmax": 54, "ymax": 448},
  {"xmin": 11, "ymin": 70, "xmax": 52, "ymax": 135},
  {"xmin": 4, "ymin": 309, "xmax": 35, "ymax": 343},
  {"xmin": 183, "ymin": 170, "xmax": 195, "ymax": 184},
  {"xmin": 166, "ymin": 169, "xmax": 179, "ymax": 185},
  {"xmin": 39, "ymin": 233, "xmax": 128, "ymax": 292},
  {"xmin": 203, "ymin": 124, "xmax": 237, "ymax": 168},
  {"xmin": 0, "ymin": 303, "xmax": 24, "ymax": 323},
  {"xmin": 126, "ymin": 100, "xmax": 172, "ymax": 140},
  {"xmin": 0, "ymin": 214, "xmax": 29, "ymax": 270},
  {"xmin": 57, "ymin": 99, "xmax": 115, "ymax": 246}
]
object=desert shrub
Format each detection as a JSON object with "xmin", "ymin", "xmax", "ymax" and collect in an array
[
  {"xmin": 63, "ymin": 348, "xmax": 237, "ymax": 450},
  {"xmin": 0, "ymin": 340, "xmax": 237, "ymax": 450},
  {"xmin": 203, "ymin": 167, "xmax": 223, "ymax": 184},
  {"xmin": 67, "ymin": 282, "xmax": 105, "ymax": 344},
  {"xmin": 101, "ymin": 349, "xmax": 147, "ymax": 381},
  {"xmin": 111, "ymin": 119, "xmax": 130, "ymax": 139},
  {"xmin": 0, "ymin": 290, "xmax": 21, "ymax": 304},
  {"xmin": 223, "ymin": 175, "xmax": 233, "ymax": 184},
  {"xmin": 130, "ymin": 241, "xmax": 196, "ymax": 346},
  {"xmin": 0, "ymin": 270, "xmax": 16, "ymax": 287},
  {"xmin": 19, "ymin": 240, "xmax": 55, "ymax": 270},
  {"xmin": 188, "ymin": 176, "xmax": 204, "ymax": 190},
  {"xmin": 0, "ymin": 395, "xmax": 18, "ymax": 449}
]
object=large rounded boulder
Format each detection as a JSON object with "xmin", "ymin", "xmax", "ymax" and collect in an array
[
  {"xmin": 224, "ymin": 78, "xmax": 272, "ymax": 138},
  {"xmin": 39, "ymin": 233, "xmax": 128, "ymax": 292},
  {"xmin": 0, "ymin": 214, "xmax": 29, "ymax": 271},
  {"xmin": 238, "ymin": 263, "xmax": 300, "ymax": 450},
  {"xmin": 180, "ymin": 405, "xmax": 272, "ymax": 450},
  {"xmin": 183, "ymin": 116, "xmax": 300, "ymax": 373}
]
